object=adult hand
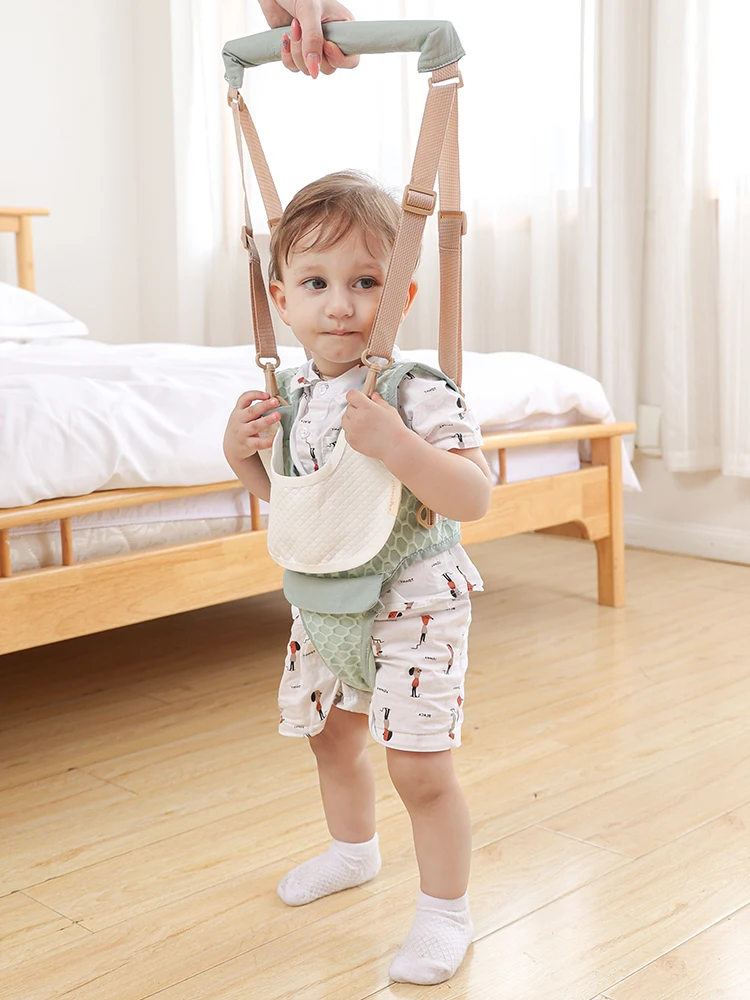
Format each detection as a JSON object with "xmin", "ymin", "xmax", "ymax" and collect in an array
[{"xmin": 258, "ymin": 0, "xmax": 360, "ymax": 78}]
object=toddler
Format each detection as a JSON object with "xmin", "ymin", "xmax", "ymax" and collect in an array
[{"xmin": 223, "ymin": 170, "xmax": 492, "ymax": 985}]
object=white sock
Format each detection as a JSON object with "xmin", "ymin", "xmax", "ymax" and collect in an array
[
  {"xmin": 389, "ymin": 890, "xmax": 474, "ymax": 985},
  {"xmin": 277, "ymin": 833, "xmax": 381, "ymax": 906}
]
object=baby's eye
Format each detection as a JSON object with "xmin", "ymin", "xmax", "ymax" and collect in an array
[
  {"xmin": 354, "ymin": 277, "xmax": 379, "ymax": 290},
  {"xmin": 303, "ymin": 277, "xmax": 327, "ymax": 291}
]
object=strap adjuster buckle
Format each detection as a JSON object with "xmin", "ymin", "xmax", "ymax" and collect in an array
[
  {"xmin": 428, "ymin": 69, "xmax": 463, "ymax": 90},
  {"xmin": 402, "ymin": 184, "xmax": 437, "ymax": 218},
  {"xmin": 227, "ymin": 88, "xmax": 246, "ymax": 110},
  {"xmin": 438, "ymin": 210, "xmax": 468, "ymax": 236}
]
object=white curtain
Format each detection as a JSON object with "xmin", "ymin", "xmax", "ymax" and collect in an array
[
  {"xmin": 177, "ymin": 0, "xmax": 750, "ymax": 476},
  {"xmin": 642, "ymin": 0, "xmax": 750, "ymax": 477}
]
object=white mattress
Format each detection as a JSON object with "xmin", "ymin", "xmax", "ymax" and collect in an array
[
  {"xmin": 9, "ymin": 415, "xmax": 581, "ymax": 573},
  {"xmin": 0, "ymin": 340, "xmax": 639, "ymax": 509}
]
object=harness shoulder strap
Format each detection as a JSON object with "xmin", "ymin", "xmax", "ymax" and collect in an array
[{"xmin": 227, "ymin": 23, "xmax": 465, "ymax": 396}]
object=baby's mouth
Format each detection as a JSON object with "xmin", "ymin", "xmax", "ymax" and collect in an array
[{"xmin": 326, "ymin": 330, "xmax": 358, "ymax": 337}]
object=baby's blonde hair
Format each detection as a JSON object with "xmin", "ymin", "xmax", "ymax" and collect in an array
[{"xmin": 269, "ymin": 171, "xmax": 401, "ymax": 281}]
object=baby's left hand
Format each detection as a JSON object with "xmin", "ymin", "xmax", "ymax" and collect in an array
[{"xmin": 343, "ymin": 391, "xmax": 409, "ymax": 462}]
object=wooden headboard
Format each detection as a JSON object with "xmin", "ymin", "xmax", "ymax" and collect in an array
[{"xmin": 0, "ymin": 207, "xmax": 49, "ymax": 292}]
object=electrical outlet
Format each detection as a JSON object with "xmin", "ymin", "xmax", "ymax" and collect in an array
[{"xmin": 636, "ymin": 404, "xmax": 662, "ymax": 457}]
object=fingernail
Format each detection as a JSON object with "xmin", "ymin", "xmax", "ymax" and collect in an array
[
  {"xmin": 291, "ymin": 17, "xmax": 301, "ymax": 42},
  {"xmin": 281, "ymin": 34, "xmax": 290, "ymax": 52},
  {"xmin": 306, "ymin": 52, "xmax": 320, "ymax": 78}
]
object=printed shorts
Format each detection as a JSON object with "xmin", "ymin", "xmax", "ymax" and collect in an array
[{"xmin": 278, "ymin": 598, "xmax": 471, "ymax": 752}]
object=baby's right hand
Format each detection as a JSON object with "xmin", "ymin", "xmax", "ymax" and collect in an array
[{"xmin": 223, "ymin": 391, "xmax": 280, "ymax": 466}]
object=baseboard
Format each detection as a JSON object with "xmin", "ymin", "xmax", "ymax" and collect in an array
[{"xmin": 625, "ymin": 515, "xmax": 750, "ymax": 566}]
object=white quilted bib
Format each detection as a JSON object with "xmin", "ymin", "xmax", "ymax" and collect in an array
[{"xmin": 261, "ymin": 427, "xmax": 402, "ymax": 574}]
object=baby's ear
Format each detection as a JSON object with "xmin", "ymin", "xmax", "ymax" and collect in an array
[
  {"xmin": 269, "ymin": 280, "xmax": 290, "ymax": 325},
  {"xmin": 401, "ymin": 280, "xmax": 418, "ymax": 322}
]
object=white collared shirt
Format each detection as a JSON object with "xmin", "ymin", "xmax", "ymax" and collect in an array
[{"xmin": 288, "ymin": 351, "xmax": 484, "ymax": 609}]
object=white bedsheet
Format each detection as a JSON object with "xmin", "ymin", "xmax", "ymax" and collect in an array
[{"xmin": 0, "ymin": 339, "xmax": 639, "ymax": 508}]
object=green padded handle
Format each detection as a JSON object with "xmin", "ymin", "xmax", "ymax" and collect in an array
[{"xmin": 222, "ymin": 19, "xmax": 465, "ymax": 88}]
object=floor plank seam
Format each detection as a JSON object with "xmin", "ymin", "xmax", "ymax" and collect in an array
[
  {"xmin": 597, "ymin": 899, "xmax": 750, "ymax": 999},
  {"xmin": 19, "ymin": 802, "xmax": 290, "ymax": 908},
  {"xmin": 534, "ymin": 825, "xmax": 633, "ymax": 858},
  {"xmin": 17, "ymin": 889, "xmax": 94, "ymax": 932},
  {"xmin": 512, "ymin": 721, "xmax": 750, "ymax": 842},
  {"xmin": 74, "ymin": 767, "xmax": 141, "ymax": 796}
]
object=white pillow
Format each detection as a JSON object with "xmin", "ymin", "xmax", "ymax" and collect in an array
[{"xmin": 0, "ymin": 282, "xmax": 89, "ymax": 340}]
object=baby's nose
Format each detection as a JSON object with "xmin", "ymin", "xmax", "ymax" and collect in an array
[{"xmin": 326, "ymin": 287, "xmax": 355, "ymax": 317}]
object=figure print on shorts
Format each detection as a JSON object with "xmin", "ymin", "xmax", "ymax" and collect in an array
[
  {"xmin": 413, "ymin": 614, "xmax": 434, "ymax": 648},
  {"xmin": 448, "ymin": 707, "xmax": 459, "ymax": 740},
  {"xmin": 288, "ymin": 640, "xmax": 300, "ymax": 670},
  {"xmin": 387, "ymin": 610, "xmax": 403, "ymax": 620},
  {"xmin": 308, "ymin": 443, "xmax": 319, "ymax": 472},
  {"xmin": 446, "ymin": 643, "xmax": 455, "ymax": 674},
  {"xmin": 409, "ymin": 666, "xmax": 422, "ymax": 697},
  {"xmin": 372, "ymin": 637, "xmax": 385, "ymax": 657},
  {"xmin": 311, "ymin": 689, "xmax": 326, "ymax": 721},
  {"xmin": 443, "ymin": 572, "xmax": 459, "ymax": 599},
  {"xmin": 455, "ymin": 431, "xmax": 464, "ymax": 445},
  {"xmin": 456, "ymin": 565, "xmax": 475, "ymax": 591},
  {"xmin": 382, "ymin": 706, "xmax": 394, "ymax": 742}
]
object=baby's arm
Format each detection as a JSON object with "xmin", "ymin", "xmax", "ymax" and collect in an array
[
  {"xmin": 222, "ymin": 391, "xmax": 280, "ymax": 502},
  {"xmin": 343, "ymin": 391, "xmax": 492, "ymax": 522}
]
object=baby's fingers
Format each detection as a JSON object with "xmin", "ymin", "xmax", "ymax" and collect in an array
[
  {"xmin": 241, "ymin": 397, "xmax": 278, "ymax": 422},
  {"xmin": 236, "ymin": 390, "xmax": 271, "ymax": 409},
  {"xmin": 246, "ymin": 408, "xmax": 281, "ymax": 434}
]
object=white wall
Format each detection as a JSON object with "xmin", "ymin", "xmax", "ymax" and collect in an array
[
  {"xmin": 0, "ymin": 0, "xmax": 141, "ymax": 344},
  {"xmin": 625, "ymin": 458, "xmax": 750, "ymax": 565}
]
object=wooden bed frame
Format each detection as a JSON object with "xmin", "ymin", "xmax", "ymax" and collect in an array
[{"xmin": 0, "ymin": 207, "xmax": 635, "ymax": 656}]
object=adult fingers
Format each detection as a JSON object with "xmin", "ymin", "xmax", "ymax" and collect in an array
[
  {"xmin": 280, "ymin": 32, "xmax": 299, "ymax": 72},
  {"xmin": 322, "ymin": 39, "xmax": 360, "ymax": 71},
  {"xmin": 289, "ymin": 17, "xmax": 310, "ymax": 75},
  {"xmin": 294, "ymin": 1, "xmax": 327, "ymax": 77}
]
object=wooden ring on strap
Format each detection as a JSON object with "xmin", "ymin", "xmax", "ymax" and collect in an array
[
  {"xmin": 361, "ymin": 350, "xmax": 393, "ymax": 396},
  {"xmin": 255, "ymin": 352, "xmax": 281, "ymax": 371}
]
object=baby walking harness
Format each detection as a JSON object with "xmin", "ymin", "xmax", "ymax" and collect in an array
[{"xmin": 223, "ymin": 21, "xmax": 468, "ymax": 691}]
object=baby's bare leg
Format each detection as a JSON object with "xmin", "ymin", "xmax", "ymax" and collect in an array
[
  {"xmin": 277, "ymin": 707, "xmax": 380, "ymax": 906},
  {"xmin": 311, "ymin": 705, "xmax": 375, "ymax": 842},
  {"xmin": 386, "ymin": 748, "xmax": 473, "ymax": 985}
]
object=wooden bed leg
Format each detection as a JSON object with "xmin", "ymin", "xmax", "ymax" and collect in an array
[
  {"xmin": 591, "ymin": 435, "xmax": 625, "ymax": 607},
  {"xmin": 0, "ymin": 528, "xmax": 11, "ymax": 578},
  {"xmin": 16, "ymin": 215, "xmax": 37, "ymax": 292}
]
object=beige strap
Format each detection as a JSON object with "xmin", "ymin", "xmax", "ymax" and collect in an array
[
  {"xmin": 229, "ymin": 90, "xmax": 287, "ymax": 400},
  {"xmin": 363, "ymin": 63, "xmax": 464, "ymax": 394},
  {"xmin": 228, "ymin": 64, "xmax": 465, "ymax": 403},
  {"xmin": 437, "ymin": 95, "xmax": 464, "ymax": 388}
]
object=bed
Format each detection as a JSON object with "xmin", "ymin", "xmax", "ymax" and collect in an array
[{"xmin": 0, "ymin": 207, "xmax": 637, "ymax": 656}]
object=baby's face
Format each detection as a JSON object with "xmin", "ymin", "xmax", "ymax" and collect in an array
[{"xmin": 270, "ymin": 228, "xmax": 403, "ymax": 378}]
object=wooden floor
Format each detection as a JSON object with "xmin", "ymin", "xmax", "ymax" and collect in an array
[{"xmin": 1, "ymin": 534, "xmax": 749, "ymax": 1000}]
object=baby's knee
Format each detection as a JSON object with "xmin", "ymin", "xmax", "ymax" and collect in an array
[
  {"xmin": 310, "ymin": 707, "xmax": 368, "ymax": 763},
  {"xmin": 387, "ymin": 749, "xmax": 456, "ymax": 809}
]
